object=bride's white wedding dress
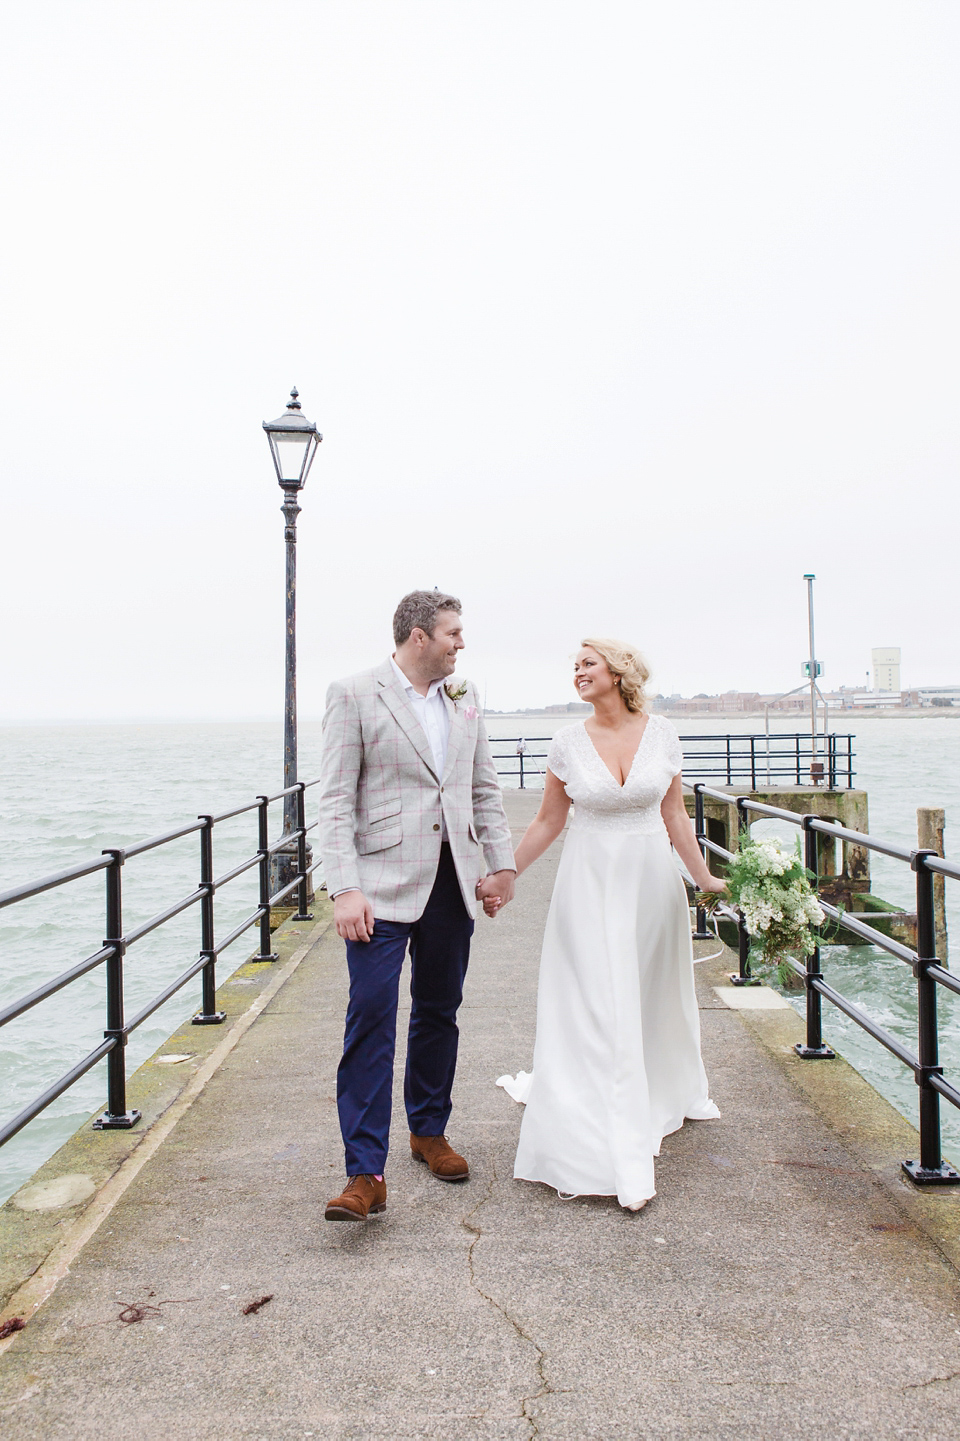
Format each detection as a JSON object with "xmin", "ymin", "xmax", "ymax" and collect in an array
[{"xmin": 497, "ymin": 716, "xmax": 719, "ymax": 1209}]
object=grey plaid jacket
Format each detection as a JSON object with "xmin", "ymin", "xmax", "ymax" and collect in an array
[{"xmin": 317, "ymin": 659, "xmax": 515, "ymax": 921}]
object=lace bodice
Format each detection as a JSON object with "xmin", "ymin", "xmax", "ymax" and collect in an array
[{"xmin": 547, "ymin": 716, "xmax": 683, "ymax": 835}]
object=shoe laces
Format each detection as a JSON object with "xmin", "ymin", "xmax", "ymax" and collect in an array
[{"xmin": 345, "ymin": 1174, "xmax": 376, "ymax": 1192}]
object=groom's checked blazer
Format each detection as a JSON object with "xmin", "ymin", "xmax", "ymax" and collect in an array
[{"xmin": 318, "ymin": 659, "xmax": 515, "ymax": 922}]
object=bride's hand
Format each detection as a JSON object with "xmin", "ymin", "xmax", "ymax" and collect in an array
[{"xmin": 699, "ymin": 876, "xmax": 728, "ymax": 896}]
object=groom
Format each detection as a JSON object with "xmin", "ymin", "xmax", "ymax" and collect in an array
[{"xmin": 318, "ymin": 590, "xmax": 516, "ymax": 1221}]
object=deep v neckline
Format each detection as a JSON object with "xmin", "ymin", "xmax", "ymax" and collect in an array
[{"xmin": 582, "ymin": 717, "xmax": 651, "ymax": 789}]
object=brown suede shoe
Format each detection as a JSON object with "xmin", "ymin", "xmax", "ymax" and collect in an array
[
  {"xmin": 410, "ymin": 1133, "xmax": 469, "ymax": 1182},
  {"xmin": 324, "ymin": 1174, "xmax": 387, "ymax": 1222}
]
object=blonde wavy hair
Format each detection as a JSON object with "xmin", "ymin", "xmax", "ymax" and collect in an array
[{"xmin": 581, "ymin": 637, "xmax": 650, "ymax": 715}]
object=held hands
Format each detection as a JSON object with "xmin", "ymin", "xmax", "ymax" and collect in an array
[
  {"xmin": 334, "ymin": 889, "xmax": 375, "ymax": 943},
  {"xmin": 476, "ymin": 870, "xmax": 517, "ymax": 919}
]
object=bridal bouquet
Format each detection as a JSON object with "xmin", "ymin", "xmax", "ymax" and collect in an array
[{"xmin": 701, "ymin": 836, "xmax": 824, "ymax": 983}]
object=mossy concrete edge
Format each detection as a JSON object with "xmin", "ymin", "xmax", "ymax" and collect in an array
[
  {"xmin": 0, "ymin": 900, "xmax": 334, "ymax": 1331},
  {"xmin": 696, "ymin": 940, "xmax": 960, "ymax": 1275}
]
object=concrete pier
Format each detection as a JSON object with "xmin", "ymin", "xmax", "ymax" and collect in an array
[{"xmin": 4, "ymin": 791, "xmax": 960, "ymax": 1438}]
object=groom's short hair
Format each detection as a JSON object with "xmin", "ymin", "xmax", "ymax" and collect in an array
[{"xmin": 393, "ymin": 590, "xmax": 462, "ymax": 645}]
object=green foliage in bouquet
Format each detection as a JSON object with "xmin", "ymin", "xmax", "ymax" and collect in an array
[{"xmin": 700, "ymin": 835, "xmax": 824, "ymax": 985}]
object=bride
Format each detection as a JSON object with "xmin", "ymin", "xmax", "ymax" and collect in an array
[{"xmin": 491, "ymin": 638, "xmax": 725, "ymax": 1212}]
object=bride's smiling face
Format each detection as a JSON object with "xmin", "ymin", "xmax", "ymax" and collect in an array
[{"xmin": 573, "ymin": 647, "xmax": 619, "ymax": 705}]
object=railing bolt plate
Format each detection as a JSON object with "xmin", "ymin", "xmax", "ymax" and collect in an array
[
  {"xmin": 93, "ymin": 1108, "xmax": 141, "ymax": 1130},
  {"xmin": 902, "ymin": 1160, "xmax": 960, "ymax": 1186}
]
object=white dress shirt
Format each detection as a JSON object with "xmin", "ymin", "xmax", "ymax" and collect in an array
[{"xmin": 390, "ymin": 656, "xmax": 450, "ymax": 779}]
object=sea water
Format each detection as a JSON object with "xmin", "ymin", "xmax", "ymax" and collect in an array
[{"xmin": 2, "ymin": 714, "xmax": 959, "ymax": 1202}]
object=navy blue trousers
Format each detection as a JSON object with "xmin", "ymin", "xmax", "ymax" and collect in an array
[{"xmin": 337, "ymin": 844, "xmax": 474, "ymax": 1175}]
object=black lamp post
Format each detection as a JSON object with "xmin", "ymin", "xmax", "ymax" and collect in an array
[{"xmin": 263, "ymin": 388, "xmax": 322, "ymax": 845}]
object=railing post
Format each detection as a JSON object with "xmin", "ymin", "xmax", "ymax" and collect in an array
[
  {"xmin": 903, "ymin": 850, "xmax": 959, "ymax": 1184},
  {"xmin": 193, "ymin": 816, "xmax": 226, "ymax": 1024},
  {"xmin": 795, "ymin": 816, "xmax": 835, "ymax": 1059},
  {"xmin": 729, "ymin": 910, "xmax": 756, "ymax": 986},
  {"xmin": 692, "ymin": 784, "xmax": 711, "ymax": 940},
  {"xmin": 519, "ymin": 750, "xmax": 525, "ymax": 789},
  {"xmin": 729, "ymin": 798, "xmax": 759, "ymax": 986},
  {"xmin": 749, "ymin": 736, "xmax": 756, "ymax": 790},
  {"xmin": 93, "ymin": 850, "xmax": 141, "ymax": 1130},
  {"xmin": 726, "ymin": 735, "xmax": 732, "ymax": 785},
  {"xmin": 293, "ymin": 782, "xmax": 313, "ymax": 921},
  {"xmin": 253, "ymin": 796, "xmax": 279, "ymax": 962}
]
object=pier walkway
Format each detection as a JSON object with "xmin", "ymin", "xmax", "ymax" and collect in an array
[{"xmin": 4, "ymin": 792, "xmax": 960, "ymax": 1438}]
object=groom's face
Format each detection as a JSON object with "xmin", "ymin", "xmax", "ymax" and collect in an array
[{"xmin": 419, "ymin": 610, "xmax": 464, "ymax": 680}]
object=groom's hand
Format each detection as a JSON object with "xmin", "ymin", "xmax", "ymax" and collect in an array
[{"xmin": 334, "ymin": 889, "xmax": 375, "ymax": 942}]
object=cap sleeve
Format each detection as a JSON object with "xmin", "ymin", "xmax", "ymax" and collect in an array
[
  {"xmin": 546, "ymin": 727, "xmax": 571, "ymax": 784},
  {"xmin": 659, "ymin": 717, "xmax": 684, "ymax": 777}
]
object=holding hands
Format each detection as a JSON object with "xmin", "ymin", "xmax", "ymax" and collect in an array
[{"xmin": 476, "ymin": 869, "xmax": 517, "ymax": 919}]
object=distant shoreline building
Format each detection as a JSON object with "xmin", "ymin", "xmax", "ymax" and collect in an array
[
  {"xmin": 872, "ymin": 647, "xmax": 901, "ymax": 693},
  {"xmin": 489, "ymin": 668, "xmax": 960, "ymax": 716},
  {"xmin": 646, "ymin": 683, "xmax": 960, "ymax": 714}
]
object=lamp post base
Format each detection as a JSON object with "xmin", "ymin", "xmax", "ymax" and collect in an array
[{"xmin": 268, "ymin": 843, "xmax": 314, "ymax": 909}]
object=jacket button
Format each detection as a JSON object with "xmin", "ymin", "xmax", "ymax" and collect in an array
[
  {"xmin": 433, "ymin": 823, "xmax": 440, "ymax": 831},
  {"xmin": 440, "ymin": 786, "xmax": 444, "ymax": 793}
]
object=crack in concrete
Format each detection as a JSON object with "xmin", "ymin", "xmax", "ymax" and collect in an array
[
  {"xmin": 460, "ymin": 1157, "xmax": 553, "ymax": 1439},
  {"xmin": 903, "ymin": 1369, "xmax": 960, "ymax": 1390}
]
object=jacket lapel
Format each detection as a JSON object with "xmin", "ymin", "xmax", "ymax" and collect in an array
[
  {"xmin": 376, "ymin": 660, "xmax": 439, "ymax": 780},
  {"xmin": 441, "ymin": 687, "xmax": 466, "ymax": 782}
]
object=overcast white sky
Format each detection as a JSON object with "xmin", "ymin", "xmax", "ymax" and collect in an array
[{"xmin": 1, "ymin": 2, "xmax": 958, "ymax": 719}]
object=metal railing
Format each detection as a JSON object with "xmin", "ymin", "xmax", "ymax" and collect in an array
[
  {"xmin": 690, "ymin": 781, "xmax": 960, "ymax": 1186},
  {"xmin": 680, "ymin": 732, "xmax": 855, "ymax": 788},
  {"xmin": 0, "ymin": 779, "xmax": 321, "ymax": 1150},
  {"xmin": 489, "ymin": 737, "xmax": 551, "ymax": 789},
  {"xmin": 492, "ymin": 732, "xmax": 856, "ymax": 790}
]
